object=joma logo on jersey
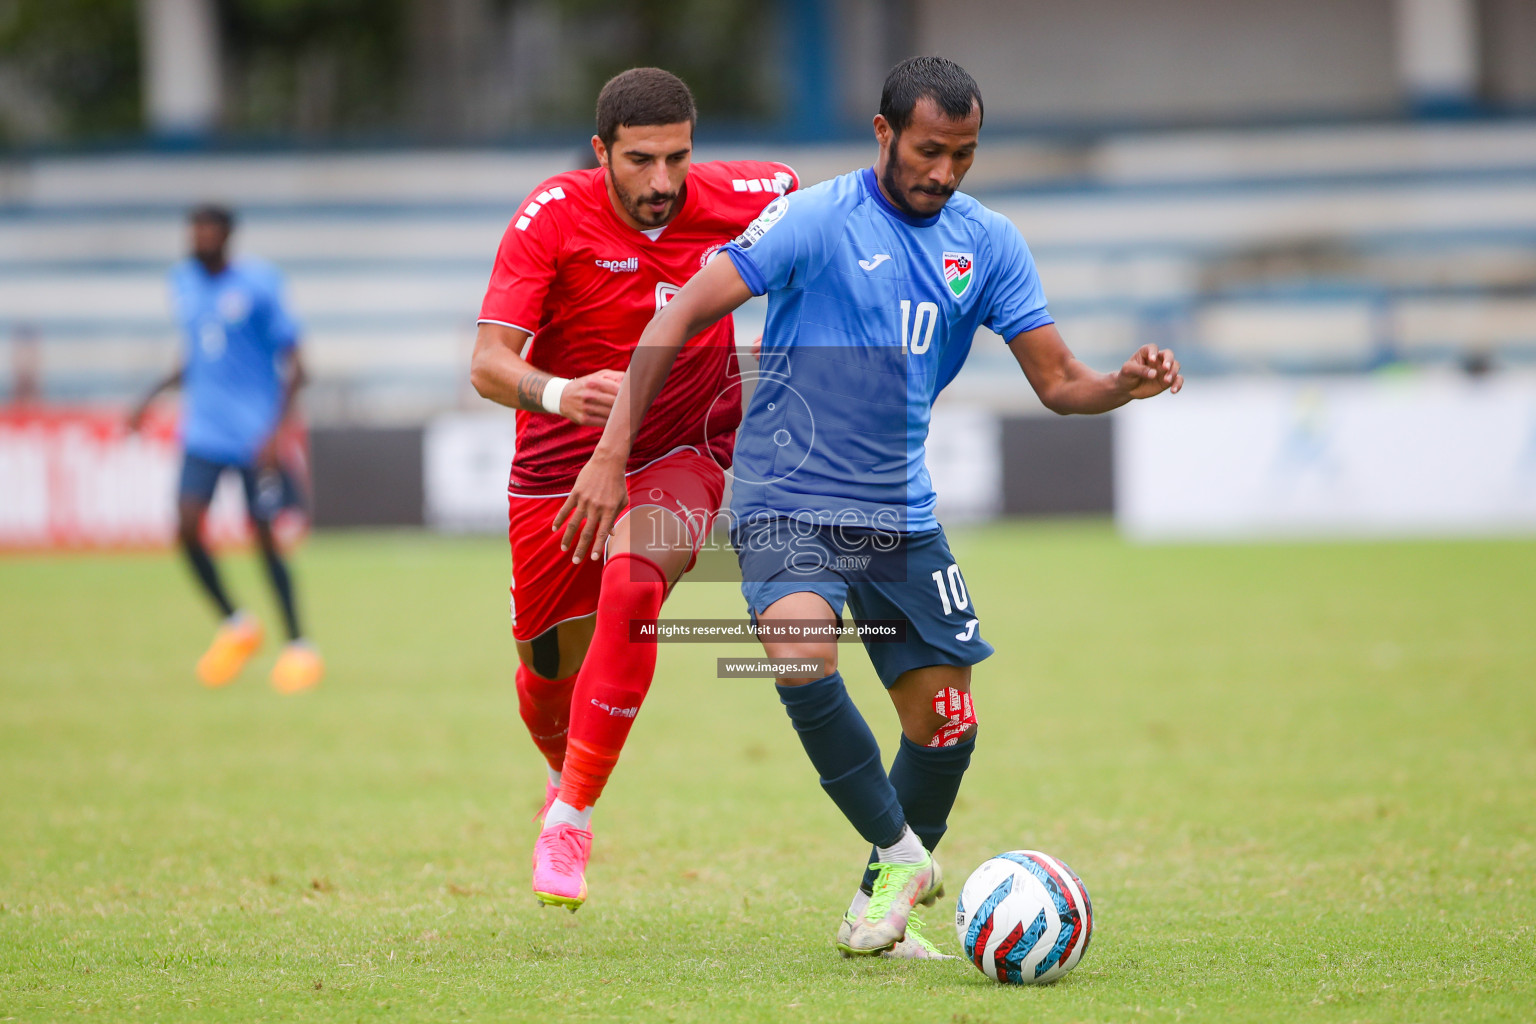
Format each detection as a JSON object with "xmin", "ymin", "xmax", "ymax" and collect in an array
[
  {"xmin": 943, "ymin": 252, "xmax": 974, "ymax": 298},
  {"xmin": 595, "ymin": 257, "xmax": 639, "ymax": 273}
]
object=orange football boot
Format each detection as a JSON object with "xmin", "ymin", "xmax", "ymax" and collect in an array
[
  {"xmin": 196, "ymin": 612, "xmax": 263, "ymax": 687},
  {"xmin": 271, "ymin": 641, "xmax": 324, "ymax": 694}
]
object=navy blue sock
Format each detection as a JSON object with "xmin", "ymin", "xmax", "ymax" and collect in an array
[
  {"xmin": 861, "ymin": 730, "xmax": 976, "ymax": 891},
  {"xmin": 777, "ymin": 672, "xmax": 906, "ymax": 848},
  {"xmin": 180, "ymin": 535, "xmax": 235, "ymax": 619},
  {"xmin": 260, "ymin": 546, "xmax": 302, "ymax": 641}
]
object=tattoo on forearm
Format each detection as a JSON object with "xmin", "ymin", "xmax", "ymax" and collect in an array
[{"xmin": 516, "ymin": 370, "xmax": 553, "ymax": 412}]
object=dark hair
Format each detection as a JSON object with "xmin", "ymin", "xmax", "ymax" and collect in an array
[
  {"xmin": 596, "ymin": 67, "xmax": 697, "ymax": 148},
  {"xmin": 879, "ymin": 56, "xmax": 983, "ymax": 136},
  {"xmin": 189, "ymin": 203, "xmax": 235, "ymax": 232}
]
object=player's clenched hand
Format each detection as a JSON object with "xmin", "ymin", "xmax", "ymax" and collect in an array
[
  {"xmin": 559, "ymin": 369, "xmax": 625, "ymax": 426},
  {"xmin": 553, "ymin": 449, "xmax": 628, "ymax": 563},
  {"xmin": 1116, "ymin": 344, "xmax": 1183, "ymax": 399}
]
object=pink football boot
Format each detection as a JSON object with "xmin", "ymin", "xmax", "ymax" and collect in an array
[{"xmin": 531, "ymin": 823, "xmax": 591, "ymax": 911}]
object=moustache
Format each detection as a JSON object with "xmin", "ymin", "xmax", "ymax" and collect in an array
[
  {"xmin": 913, "ymin": 185, "xmax": 954, "ymax": 198},
  {"xmin": 638, "ymin": 192, "xmax": 678, "ymax": 205}
]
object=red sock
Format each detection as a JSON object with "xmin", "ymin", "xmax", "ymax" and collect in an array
[
  {"xmin": 516, "ymin": 664, "xmax": 577, "ymax": 772},
  {"xmin": 559, "ymin": 554, "xmax": 667, "ymax": 810}
]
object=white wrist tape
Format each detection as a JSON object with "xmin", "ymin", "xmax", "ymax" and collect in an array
[{"xmin": 540, "ymin": 376, "xmax": 571, "ymax": 415}]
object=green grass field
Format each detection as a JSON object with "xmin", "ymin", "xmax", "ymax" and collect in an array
[{"xmin": 3, "ymin": 523, "xmax": 1534, "ymax": 1022}]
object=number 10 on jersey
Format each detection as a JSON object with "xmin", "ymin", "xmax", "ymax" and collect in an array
[{"xmin": 900, "ymin": 299, "xmax": 938, "ymax": 355}]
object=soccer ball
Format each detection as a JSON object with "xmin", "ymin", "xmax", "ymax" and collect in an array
[{"xmin": 954, "ymin": 850, "xmax": 1094, "ymax": 984}]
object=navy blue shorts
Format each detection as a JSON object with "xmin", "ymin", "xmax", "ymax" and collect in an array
[
  {"xmin": 178, "ymin": 452, "xmax": 289, "ymax": 523},
  {"xmin": 733, "ymin": 516, "xmax": 993, "ymax": 688}
]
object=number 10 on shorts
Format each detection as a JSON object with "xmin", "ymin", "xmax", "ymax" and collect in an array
[{"xmin": 931, "ymin": 563, "xmax": 969, "ymax": 615}]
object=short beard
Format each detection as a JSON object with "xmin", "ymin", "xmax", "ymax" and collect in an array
[
  {"xmin": 879, "ymin": 152, "xmax": 954, "ymax": 218},
  {"xmin": 611, "ymin": 172, "xmax": 678, "ymax": 228}
]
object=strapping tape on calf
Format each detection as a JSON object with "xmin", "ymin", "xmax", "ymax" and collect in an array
[{"xmin": 929, "ymin": 687, "xmax": 976, "ymax": 747}]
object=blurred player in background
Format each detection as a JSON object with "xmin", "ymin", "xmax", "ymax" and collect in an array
[
  {"xmin": 470, "ymin": 68, "xmax": 797, "ymax": 910},
  {"xmin": 558, "ymin": 57, "xmax": 1182, "ymax": 955},
  {"xmin": 128, "ymin": 204, "xmax": 323, "ymax": 695}
]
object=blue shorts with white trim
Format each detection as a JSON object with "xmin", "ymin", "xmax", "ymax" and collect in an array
[{"xmin": 732, "ymin": 516, "xmax": 992, "ymax": 688}]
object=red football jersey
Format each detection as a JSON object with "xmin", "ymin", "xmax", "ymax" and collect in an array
[{"xmin": 479, "ymin": 159, "xmax": 798, "ymax": 494}]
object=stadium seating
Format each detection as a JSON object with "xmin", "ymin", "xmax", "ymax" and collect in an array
[{"xmin": 3, "ymin": 120, "xmax": 1534, "ymax": 418}]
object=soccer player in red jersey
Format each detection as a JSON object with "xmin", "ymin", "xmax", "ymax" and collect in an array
[{"xmin": 469, "ymin": 67, "xmax": 797, "ymax": 910}]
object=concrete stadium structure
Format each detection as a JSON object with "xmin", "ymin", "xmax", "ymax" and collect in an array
[
  {"xmin": 4, "ymin": 120, "xmax": 1536, "ymax": 419},
  {"xmin": 5, "ymin": 0, "xmax": 1536, "ymax": 418}
]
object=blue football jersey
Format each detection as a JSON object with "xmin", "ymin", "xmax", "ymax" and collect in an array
[
  {"xmin": 724, "ymin": 167, "xmax": 1052, "ymax": 532},
  {"xmin": 169, "ymin": 257, "xmax": 301, "ymax": 465}
]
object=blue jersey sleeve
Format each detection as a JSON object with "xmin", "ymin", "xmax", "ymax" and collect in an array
[
  {"xmin": 983, "ymin": 219, "xmax": 1053, "ymax": 341},
  {"xmin": 261, "ymin": 267, "xmax": 301, "ymax": 351},
  {"xmin": 723, "ymin": 186, "xmax": 839, "ymax": 297}
]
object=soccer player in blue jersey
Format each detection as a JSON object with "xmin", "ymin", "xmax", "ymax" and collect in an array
[
  {"xmin": 556, "ymin": 57, "xmax": 1182, "ymax": 957},
  {"xmin": 128, "ymin": 205, "xmax": 323, "ymax": 694}
]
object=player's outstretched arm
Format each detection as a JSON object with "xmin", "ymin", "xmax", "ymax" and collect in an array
[
  {"xmin": 126, "ymin": 364, "xmax": 184, "ymax": 432},
  {"xmin": 553, "ymin": 255, "xmax": 754, "ymax": 563},
  {"xmin": 469, "ymin": 322, "xmax": 624, "ymax": 425},
  {"xmin": 1008, "ymin": 324, "xmax": 1182, "ymax": 415}
]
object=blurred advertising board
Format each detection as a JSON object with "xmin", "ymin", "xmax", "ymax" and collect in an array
[
  {"xmin": 0, "ymin": 408, "xmax": 308, "ymax": 551},
  {"xmin": 1116, "ymin": 375, "xmax": 1536, "ymax": 540},
  {"xmin": 418, "ymin": 406, "xmax": 1004, "ymax": 534},
  {"xmin": 422, "ymin": 411, "xmax": 517, "ymax": 533}
]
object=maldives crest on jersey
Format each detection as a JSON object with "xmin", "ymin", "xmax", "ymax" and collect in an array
[{"xmin": 943, "ymin": 252, "xmax": 974, "ymax": 298}]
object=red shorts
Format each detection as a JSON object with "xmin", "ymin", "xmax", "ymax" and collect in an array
[{"xmin": 506, "ymin": 447, "xmax": 726, "ymax": 642}]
